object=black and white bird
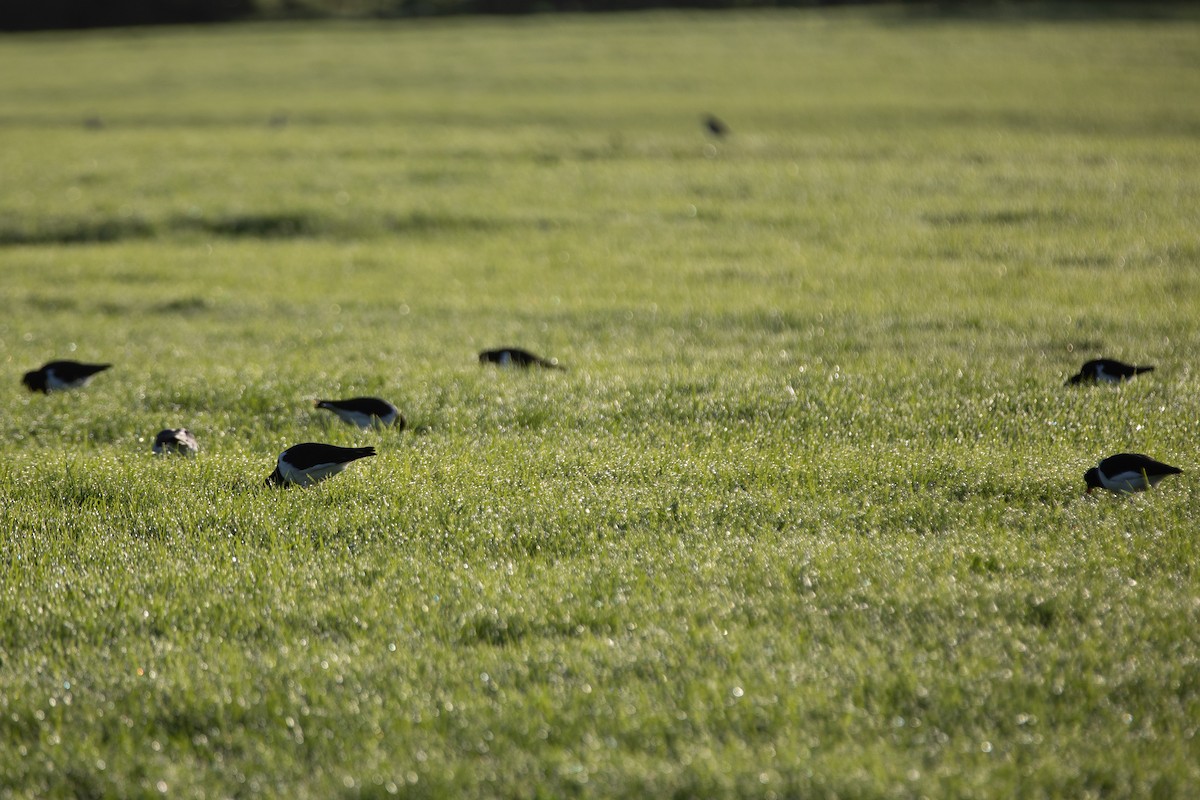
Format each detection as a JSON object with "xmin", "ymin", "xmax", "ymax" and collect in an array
[
  {"xmin": 22, "ymin": 360, "xmax": 111, "ymax": 393},
  {"xmin": 703, "ymin": 114, "xmax": 729, "ymax": 138},
  {"xmin": 1084, "ymin": 453, "xmax": 1182, "ymax": 494},
  {"xmin": 152, "ymin": 428, "xmax": 199, "ymax": 456},
  {"xmin": 265, "ymin": 443, "xmax": 377, "ymax": 488},
  {"xmin": 479, "ymin": 348, "xmax": 563, "ymax": 370},
  {"xmin": 1066, "ymin": 358, "xmax": 1154, "ymax": 386},
  {"xmin": 315, "ymin": 397, "xmax": 404, "ymax": 430}
]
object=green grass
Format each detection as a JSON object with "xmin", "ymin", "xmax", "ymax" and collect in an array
[{"xmin": 2, "ymin": 8, "xmax": 1200, "ymax": 798}]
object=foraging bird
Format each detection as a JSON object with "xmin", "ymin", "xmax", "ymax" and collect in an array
[
  {"xmin": 315, "ymin": 397, "xmax": 404, "ymax": 430},
  {"xmin": 152, "ymin": 428, "xmax": 199, "ymax": 456},
  {"xmin": 703, "ymin": 114, "xmax": 729, "ymax": 137},
  {"xmin": 265, "ymin": 443, "xmax": 376, "ymax": 488},
  {"xmin": 22, "ymin": 360, "xmax": 111, "ymax": 393},
  {"xmin": 1066, "ymin": 358, "xmax": 1154, "ymax": 386},
  {"xmin": 1084, "ymin": 453, "xmax": 1182, "ymax": 494},
  {"xmin": 479, "ymin": 348, "xmax": 563, "ymax": 370}
]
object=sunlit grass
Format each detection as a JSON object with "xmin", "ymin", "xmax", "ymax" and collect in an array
[{"xmin": 1, "ymin": 8, "xmax": 1199, "ymax": 798}]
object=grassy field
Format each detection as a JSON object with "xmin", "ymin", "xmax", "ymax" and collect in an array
[{"xmin": 2, "ymin": 7, "xmax": 1199, "ymax": 798}]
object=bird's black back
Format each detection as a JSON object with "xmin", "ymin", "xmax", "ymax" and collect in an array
[
  {"xmin": 1099, "ymin": 452, "xmax": 1181, "ymax": 477},
  {"xmin": 318, "ymin": 397, "xmax": 395, "ymax": 416},
  {"xmin": 283, "ymin": 443, "xmax": 377, "ymax": 469},
  {"xmin": 479, "ymin": 348, "xmax": 562, "ymax": 369},
  {"xmin": 46, "ymin": 360, "xmax": 111, "ymax": 380}
]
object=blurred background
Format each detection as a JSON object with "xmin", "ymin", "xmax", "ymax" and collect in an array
[{"xmin": 3, "ymin": 0, "xmax": 1191, "ymax": 33}]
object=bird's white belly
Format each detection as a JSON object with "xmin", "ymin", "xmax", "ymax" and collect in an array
[
  {"xmin": 278, "ymin": 459, "xmax": 349, "ymax": 486},
  {"xmin": 44, "ymin": 372, "xmax": 88, "ymax": 391},
  {"xmin": 1100, "ymin": 470, "xmax": 1152, "ymax": 492},
  {"xmin": 332, "ymin": 409, "xmax": 395, "ymax": 428}
]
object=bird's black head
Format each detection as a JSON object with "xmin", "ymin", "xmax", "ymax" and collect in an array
[
  {"xmin": 1083, "ymin": 467, "xmax": 1102, "ymax": 494},
  {"xmin": 22, "ymin": 370, "xmax": 46, "ymax": 393},
  {"xmin": 264, "ymin": 467, "xmax": 287, "ymax": 488}
]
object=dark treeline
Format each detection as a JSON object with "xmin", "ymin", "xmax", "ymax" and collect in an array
[
  {"xmin": 0, "ymin": 0, "xmax": 1191, "ymax": 32},
  {"xmin": 3, "ymin": 0, "xmax": 255, "ymax": 31}
]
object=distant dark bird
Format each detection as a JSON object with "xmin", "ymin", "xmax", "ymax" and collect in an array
[
  {"xmin": 479, "ymin": 348, "xmax": 563, "ymax": 370},
  {"xmin": 1084, "ymin": 453, "xmax": 1182, "ymax": 494},
  {"xmin": 703, "ymin": 114, "xmax": 729, "ymax": 137},
  {"xmin": 22, "ymin": 360, "xmax": 111, "ymax": 393},
  {"xmin": 1066, "ymin": 358, "xmax": 1154, "ymax": 386},
  {"xmin": 265, "ymin": 443, "xmax": 376, "ymax": 488},
  {"xmin": 152, "ymin": 428, "xmax": 199, "ymax": 456},
  {"xmin": 315, "ymin": 397, "xmax": 404, "ymax": 430},
  {"xmin": 83, "ymin": 115, "xmax": 104, "ymax": 130}
]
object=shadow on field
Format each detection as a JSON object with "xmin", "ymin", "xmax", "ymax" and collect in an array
[
  {"xmin": 923, "ymin": 208, "xmax": 1067, "ymax": 227},
  {"xmin": 180, "ymin": 211, "xmax": 320, "ymax": 239},
  {"xmin": 386, "ymin": 210, "xmax": 504, "ymax": 234},
  {"xmin": 152, "ymin": 296, "xmax": 213, "ymax": 315},
  {"xmin": 0, "ymin": 213, "xmax": 321, "ymax": 245},
  {"xmin": 0, "ymin": 209, "xmax": 520, "ymax": 246},
  {"xmin": 0, "ymin": 217, "xmax": 155, "ymax": 246}
]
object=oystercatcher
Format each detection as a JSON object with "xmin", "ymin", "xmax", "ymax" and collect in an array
[
  {"xmin": 703, "ymin": 114, "xmax": 729, "ymax": 137},
  {"xmin": 265, "ymin": 443, "xmax": 377, "ymax": 488},
  {"xmin": 315, "ymin": 397, "xmax": 404, "ymax": 430},
  {"xmin": 1066, "ymin": 359, "xmax": 1154, "ymax": 385},
  {"xmin": 22, "ymin": 360, "xmax": 111, "ymax": 393},
  {"xmin": 1084, "ymin": 453, "xmax": 1182, "ymax": 494},
  {"xmin": 152, "ymin": 428, "xmax": 199, "ymax": 456},
  {"xmin": 478, "ymin": 348, "xmax": 563, "ymax": 370}
]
